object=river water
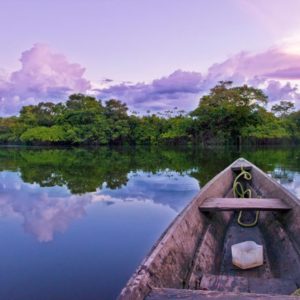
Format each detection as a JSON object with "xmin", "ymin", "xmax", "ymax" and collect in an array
[{"xmin": 0, "ymin": 146, "xmax": 299, "ymax": 299}]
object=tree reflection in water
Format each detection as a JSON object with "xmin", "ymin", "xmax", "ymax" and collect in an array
[{"xmin": 0, "ymin": 145, "xmax": 299, "ymax": 242}]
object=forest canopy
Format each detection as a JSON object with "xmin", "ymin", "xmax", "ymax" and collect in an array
[{"xmin": 0, "ymin": 81, "xmax": 299, "ymax": 145}]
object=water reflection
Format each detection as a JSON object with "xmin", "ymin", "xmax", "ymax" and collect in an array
[
  {"xmin": 270, "ymin": 168, "xmax": 300, "ymax": 197},
  {"xmin": 0, "ymin": 147, "xmax": 235, "ymax": 194},
  {"xmin": 0, "ymin": 146, "xmax": 299, "ymax": 299},
  {"xmin": 0, "ymin": 168, "xmax": 200, "ymax": 242},
  {"xmin": 0, "ymin": 171, "xmax": 89, "ymax": 242},
  {"xmin": 0, "ymin": 146, "xmax": 300, "ymax": 242}
]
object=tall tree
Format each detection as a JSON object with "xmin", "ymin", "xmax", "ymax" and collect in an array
[
  {"xmin": 191, "ymin": 81, "xmax": 268, "ymax": 144},
  {"xmin": 271, "ymin": 101, "xmax": 295, "ymax": 117}
]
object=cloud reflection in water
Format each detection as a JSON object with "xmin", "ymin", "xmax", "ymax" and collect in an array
[{"xmin": 0, "ymin": 170, "xmax": 199, "ymax": 242}]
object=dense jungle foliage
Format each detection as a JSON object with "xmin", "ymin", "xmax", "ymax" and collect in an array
[{"xmin": 0, "ymin": 81, "xmax": 299, "ymax": 145}]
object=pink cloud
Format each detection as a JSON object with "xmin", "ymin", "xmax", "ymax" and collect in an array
[
  {"xmin": 207, "ymin": 48, "xmax": 300, "ymax": 80},
  {"xmin": 0, "ymin": 175, "xmax": 115, "ymax": 242},
  {"xmin": 264, "ymin": 80, "xmax": 300, "ymax": 102},
  {"xmin": 0, "ymin": 190, "xmax": 90, "ymax": 242},
  {"xmin": 265, "ymin": 67, "xmax": 300, "ymax": 80},
  {"xmin": 1, "ymin": 43, "xmax": 300, "ymax": 115},
  {"xmin": 98, "ymin": 70, "xmax": 203, "ymax": 112},
  {"xmin": 97, "ymin": 46, "xmax": 300, "ymax": 111},
  {"xmin": 22, "ymin": 194, "xmax": 89, "ymax": 242},
  {"xmin": 0, "ymin": 43, "xmax": 91, "ymax": 115},
  {"xmin": 205, "ymin": 47, "xmax": 300, "ymax": 105}
]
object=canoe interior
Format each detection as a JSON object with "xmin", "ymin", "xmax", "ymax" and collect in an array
[{"xmin": 119, "ymin": 158, "xmax": 300, "ymax": 300}]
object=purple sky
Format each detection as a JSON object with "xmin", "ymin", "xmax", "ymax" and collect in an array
[{"xmin": 1, "ymin": 0, "xmax": 300, "ymax": 115}]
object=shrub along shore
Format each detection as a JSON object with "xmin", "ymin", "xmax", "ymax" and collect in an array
[{"xmin": 0, "ymin": 82, "xmax": 299, "ymax": 146}]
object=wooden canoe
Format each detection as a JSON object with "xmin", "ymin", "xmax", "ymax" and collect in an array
[{"xmin": 119, "ymin": 158, "xmax": 300, "ymax": 300}]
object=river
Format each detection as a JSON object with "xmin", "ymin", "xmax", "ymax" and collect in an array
[{"xmin": 0, "ymin": 146, "xmax": 299, "ymax": 299}]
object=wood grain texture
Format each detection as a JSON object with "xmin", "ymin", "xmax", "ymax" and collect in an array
[
  {"xmin": 231, "ymin": 160, "xmax": 252, "ymax": 172},
  {"xmin": 146, "ymin": 288, "xmax": 299, "ymax": 299},
  {"xmin": 199, "ymin": 274, "xmax": 296, "ymax": 295},
  {"xmin": 118, "ymin": 158, "xmax": 300, "ymax": 300},
  {"xmin": 220, "ymin": 215, "xmax": 272, "ymax": 278},
  {"xmin": 118, "ymin": 158, "xmax": 235, "ymax": 300},
  {"xmin": 200, "ymin": 274, "xmax": 248, "ymax": 293},
  {"xmin": 199, "ymin": 198, "xmax": 291, "ymax": 211}
]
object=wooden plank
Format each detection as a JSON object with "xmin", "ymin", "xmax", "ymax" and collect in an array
[
  {"xmin": 200, "ymin": 274, "xmax": 248, "ymax": 293},
  {"xmin": 118, "ymin": 157, "xmax": 300, "ymax": 300},
  {"xmin": 187, "ymin": 189, "xmax": 234, "ymax": 289},
  {"xmin": 220, "ymin": 219, "xmax": 271, "ymax": 278},
  {"xmin": 119, "ymin": 159, "xmax": 236, "ymax": 300},
  {"xmin": 199, "ymin": 197, "xmax": 291, "ymax": 211},
  {"xmin": 146, "ymin": 288, "xmax": 299, "ymax": 299},
  {"xmin": 231, "ymin": 165, "xmax": 252, "ymax": 172},
  {"xmin": 249, "ymin": 277, "xmax": 297, "ymax": 295},
  {"xmin": 198, "ymin": 274, "xmax": 297, "ymax": 295},
  {"xmin": 246, "ymin": 157, "xmax": 300, "ymax": 268},
  {"xmin": 231, "ymin": 158, "xmax": 252, "ymax": 172}
]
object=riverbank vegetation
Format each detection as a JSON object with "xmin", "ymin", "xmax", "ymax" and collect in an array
[{"xmin": 0, "ymin": 81, "xmax": 299, "ymax": 145}]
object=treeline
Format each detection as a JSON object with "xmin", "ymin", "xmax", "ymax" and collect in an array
[{"xmin": 0, "ymin": 81, "xmax": 299, "ymax": 145}]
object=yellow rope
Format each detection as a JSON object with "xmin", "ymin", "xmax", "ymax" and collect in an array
[{"xmin": 233, "ymin": 166, "xmax": 259, "ymax": 227}]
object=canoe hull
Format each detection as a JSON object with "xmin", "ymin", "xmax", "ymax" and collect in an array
[{"xmin": 118, "ymin": 158, "xmax": 300, "ymax": 300}]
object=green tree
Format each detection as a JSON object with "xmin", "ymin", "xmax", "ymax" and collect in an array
[
  {"xmin": 271, "ymin": 101, "xmax": 295, "ymax": 117},
  {"xmin": 20, "ymin": 125, "xmax": 69, "ymax": 144},
  {"xmin": 0, "ymin": 86, "xmax": 299, "ymax": 146},
  {"xmin": 104, "ymin": 99, "xmax": 130, "ymax": 144},
  {"xmin": 0, "ymin": 116, "xmax": 24, "ymax": 143},
  {"xmin": 129, "ymin": 114, "xmax": 167, "ymax": 144},
  {"xmin": 191, "ymin": 81, "xmax": 268, "ymax": 144},
  {"xmin": 63, "ymin": 94, "xmax": 104, "ymax": 125},
  {"xmin": 286, "ymin": 110, "xmax": 300, "ymax": 140},
  {"xmin": 104, "ymin": 99, "xmax": 128, "ymax": 119},
  {"xmin": 19, "ymin": 102, "xmax": 62, "ymax": 127},
  {"xmin": 160, "ymin": 116, "xmax": 192, "ymax": 143}
]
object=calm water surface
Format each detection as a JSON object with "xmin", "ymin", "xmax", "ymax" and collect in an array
[{"xmin": 0, "ymin": 146, "xmax": 299, "ymax": 300}]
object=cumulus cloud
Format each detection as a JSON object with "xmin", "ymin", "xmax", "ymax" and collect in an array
[
  {"xmin": 264, "ymin": 81, "xmax": 300, "ymax": 102},
  {"xmin": 97, "ymin": 45, "xmax": 300, "ymax": 111},
  {"xmin": 98, "ymin": 70, "xmax": 203, "ymax": 112},
  {"xmin": 2, "ymin": 42, "xmax": 300, "ymax": 115},
  {"xmin": 204, "ymin": 47, "xmax": 300, "ymax": 106},
  {"xmin": 266, "ymin": 67, "xmax": 300, "ymax": 80},
  {"xmin": 207, "ymin": 48, "xmax": 300, "ymax": 80},
  {"xmin": 0, "ymin": 43, "xmax": 91, "ymax": 115}
]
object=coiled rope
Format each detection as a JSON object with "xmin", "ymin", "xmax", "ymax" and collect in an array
[{"xmin": 233, "ymin": 166, "xmax": 259, "ymax": 227}]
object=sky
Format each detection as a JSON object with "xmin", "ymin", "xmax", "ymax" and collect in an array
[{"xmin": 1, "ymin": 0, "xmax": 300, "ymax": 115}]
